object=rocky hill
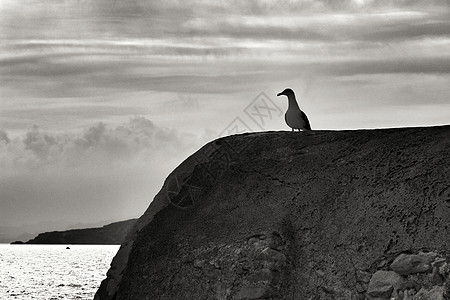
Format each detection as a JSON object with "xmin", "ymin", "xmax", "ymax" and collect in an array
[
  {"xmin": 22, "ymin": 219, "xmax": 137, "ymax": 245},
  {"xmin": 95, "ymin": 126, "xmax": 450, "ymax": 300}
]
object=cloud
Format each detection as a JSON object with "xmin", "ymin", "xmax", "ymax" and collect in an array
[
  {"xmin": 361, "ymin": 20, "xmax": 450, "ymax": 41},
  {"xmin": 319, "ymin": 57, "xmax": 450, "ymax": 76},
  {"xmin": 1, "ymin": 0, "xmax": 449, "ymax": 135},
  {"xmin": 1, "ymin": 0, "xmax": 449, "ymax": 101},
  {"xmin": 0, "ymin": 117, "xmax": 208, "ymax": 225},
  {"xmin": 0, "ymin": 117, "xmax": 201, "ymax": 171},
  {"xmin": 0, "ymin": 131, "xmax": 9, "ymax": 143}
]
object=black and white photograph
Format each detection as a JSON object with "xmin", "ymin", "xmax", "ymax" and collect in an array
[{"xmin": 0, "ymin": 0, "xmax": 449, "ymax": 299}]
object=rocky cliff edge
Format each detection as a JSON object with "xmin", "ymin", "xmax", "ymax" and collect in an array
[{"xmin": 95, "ymin": 126, "xmax": 450, "ymax": 300}]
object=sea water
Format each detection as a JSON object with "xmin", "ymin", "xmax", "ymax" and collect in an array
[{"xmin": 0, "ymin": 244, "xmax": 119, "ymax": 299}]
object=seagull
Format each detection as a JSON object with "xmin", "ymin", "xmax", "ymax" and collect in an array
[{"xmin": 277, "ymin": 88, "xmax": 311, "ymax": 131}]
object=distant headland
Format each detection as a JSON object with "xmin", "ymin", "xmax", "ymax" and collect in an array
[{"xmin": 11, "ymin": 219, "xmax": 137, "ymax": 245}]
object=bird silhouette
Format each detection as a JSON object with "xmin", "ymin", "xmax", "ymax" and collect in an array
[{"xmin": 277, "ymin": 88, "xmax": 311, "ymax": 131}]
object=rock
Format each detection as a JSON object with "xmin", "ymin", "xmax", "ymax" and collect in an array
[
  {"xmin": 413, "ymin": 288, "xmax": 431, "ymax": 300},
  {"xmin": 247, "ymin": 269, "xmax": 273, "ymax": 284},
  {"xmin": 234, "ymin": 269, "xmax": 275, "ymax": 299},
  {"xmin": 403, "ymin": 289, "xmax": 417, "ymax": 299},
  {"xmin": 95, "ymin": 126, "xmax": 450, "ymax": 300},
  {"xmin": 356, "ymin": 282, "xmax": 367, "ymax": 293},
  {"xmin": 193, "ymin": 259, "xmax": 205, "ymax": 268},
  {"xmin": 412, "ymin": 286, "xmax": 444, "ymax": 300},
  {"xmin": 315, "ymin": 269, "xmax": 325, "ymax": 277},
  {"xmin": 248, "ymin": 235, "xmax": 265, "ymax": 246},
  {"xmin": 355, "ymin": 272, "xmax": 370, "ymax": 294},
  {"xmin": 367, "ymin": 270, "xmax": 403, "ymax": 299},
  {"xmin": 356, "ymin": 270, "xmax": 372, "ymax": 283},
  {"xmin": 439, "ymin": 263, "xmax": 450, "ymax": 276},
  {"xmin": 256, "ymin": 248, "xmax": 286, "ymax": 265},
  {"xmin": 234, "ymin": 286, "xmax": 274, "ymax": 299},
  {"xmin": 433, "ymin": 257, "xmax": 447, "ymax": 268},
  {"xmin": 391, "ymin": 254, "xmax": 433, "ymax": 275},
  {"xmin": 443, "ymin": 280, "xmax": 450, "ymax": 299},
  {"xmin": 429, "ymin": 286, "xmax": 444, "ymax": 300},
  {"xmin": 268, "ymin": 231, "xmax": 284, "ymax": 250},
  {"xmin": 399, "ymin": 280, "xmax": 422, "ymax": 293},
  {"xmin": 209, "ymin": 259, "xmax": 221, "ymax": 269},
  {"xmin": 378, "ymin": 259, "xmax": 388, "ymax": 268},
  {"xmin": 419, "ymin": 252, "xmax": 439, "ymax": 260},
  {"xmin": 432, "ymin": 266, "xmax": 444, "ymax": 285}
]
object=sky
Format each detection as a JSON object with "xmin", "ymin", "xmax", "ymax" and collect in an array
[{"xmin": 0, "ymin": 0, "xmax": 449, "ymax": 227}]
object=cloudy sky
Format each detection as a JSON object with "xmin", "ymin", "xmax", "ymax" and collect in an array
[{"xmin": 0, "ymin": 0, "xmax": 449, "ymax": 227}]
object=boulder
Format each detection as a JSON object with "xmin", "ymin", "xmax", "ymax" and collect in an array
[
  {"xmin": 367, "ymin": 270, "xmax": 403, "ymax": 299},
  {"xmin": 429, "ymin": 286, "xmax": 445, "ymax": 300},
  {"xmin": 391, "ymin": 253, "xmax": 433, "ymax": 275},
  {"xmin": 94, "ymin": 126, "xmax": 450, "ymax": 300},
  {"xmin": 413, "ymin": 286, "xmax": 444, "ymax": 300}
]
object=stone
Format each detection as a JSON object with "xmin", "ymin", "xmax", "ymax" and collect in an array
[
  {"xmin": 356, "ymin": 282, "xmax": 367, "ymax": 293},
  {"xmin": 215, "ymin": 282, "xmax": 232, "ymax": 299},
  {"xmin": 234, "ymin": 286, "xmax": 274, "ymax": 299},
  {"xmin": 268, "ymin": 231, "xmax": 284, "ymax": 250},
  {"xmin": 391, "ymin": 254, "xmax": 433, "ymax": 275},
  {"xmin": 428, "ymin": 286, "xmax": 444, "ymax": 300},
  {"xmin": 356, "ymin": 270, "xmax": 372, "ymax": 283},
  {"xmin": 433, "ymin": 257, "xmax": 447, "ymax": 268},
  {"xmin": 411, "ymin": 286, "xmax": 444, "ymax": 300},
  {"xmin": 403, "ymin": 289, "xmax": 417, "ymax": 299},
  {"xmin": 399, "ymin": 280, "xmax": 422, "ymax": 293},
  {"xmin": 248, "ymin": 237, "xmax": 263, "ymax": 245},
  {"xmin": 439, "ymin": 263, "xmax": 450, "ymax": 276},
  {"xmin": 419, "ymin": 252, "xmax": 439, "ymax": 260},
  {"xmin": 234, "ymin": 269, "xmax": 276, "ymax": 299},
  {"xmin": 367, "ymin": 270, "xmax": 403, "ymax": 299},
  {"xmin": 443, "ymin": 280, "xmax": 450, "ymax": 299},
  {"xmin": 247, "ymin": 269, "xmax": 273, "ymax": 284},
  {"xmin": 432, "ymin": 266, "xmax": 444, "ymax": 285},
  {"xmin": 209, "ymin": 259, "xmax": 221, "ymax": 268},
  {"xmin": 378, "ymin": 259, "xmax": 388, "ymax": 268},
  {"xmin": 413, "ymin": 288, "xmax": 432, "ymax": 300},
  {"xmin": 194, "ymin": 259, "xmax": 206, "ymax": 268},
  {"xmin": 315, "ymin": 269, "xmax": 325, "ymax": 277},
  {"xmin": 256, "ymin": 248, "xmax": 286, "ymax": 265}
]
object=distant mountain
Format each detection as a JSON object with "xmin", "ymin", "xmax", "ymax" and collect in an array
[
  {"xmin": 19, "ymin": 219, "xmax": 137, "ymax": 245},
  {"xmin": 64, "ymin": 220, "xmax": 116, "ymax": 231},
  {"xmin": 0, "ymin": 219, "xmax": 119, "ymax": 243}
]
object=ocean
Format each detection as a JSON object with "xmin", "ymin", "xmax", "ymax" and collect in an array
[{"xmin": 0, "ymin": 244, "xmax": 119, "ymax": 299}]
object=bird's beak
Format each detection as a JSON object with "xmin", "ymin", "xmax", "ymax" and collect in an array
[{"xmin": 277, "ymin": 92, "xmax": 283, "ymax": 97}]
